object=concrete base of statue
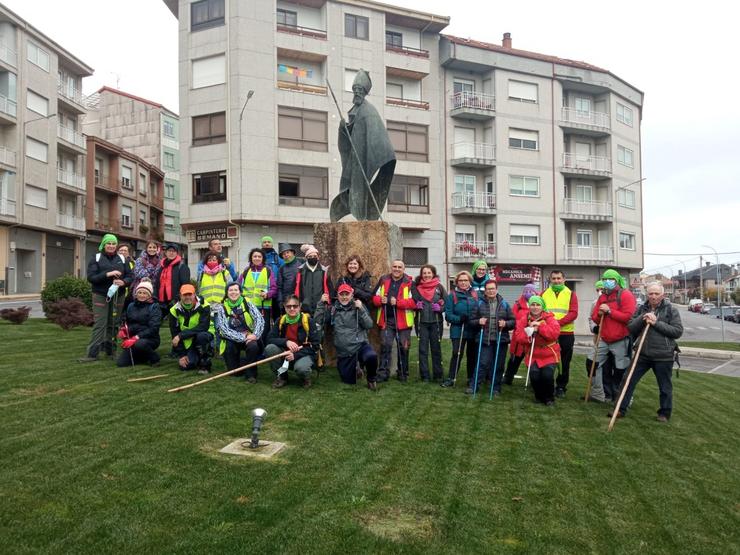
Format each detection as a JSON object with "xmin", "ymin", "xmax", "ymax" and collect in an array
[{"xmin": 314, "ymin": 221, "xmax": 404, "ymax": 371}]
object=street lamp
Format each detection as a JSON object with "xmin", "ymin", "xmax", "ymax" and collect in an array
[
  {"xmin": 675, "ymin": 259, "xmax": 688, "ymax": 304},
  {"xmin": 702, "ymin": 244, "xmax": 725, "ymax": 343},
  {"xmin": 232, "ymin": 89, "xmax": 255, "ymax": 269}
]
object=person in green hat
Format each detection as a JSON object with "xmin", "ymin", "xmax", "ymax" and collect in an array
[
  {"xmin": 588, "ymin": 268, "xmax": 637, "ymax": 402},
  {"xmin": 541, "ymin": 269, "xmax": 578, "ymax": 398},
  {"xmin": 585, "ymin": 280, "xmax": 614, "ymax": 384},
  {"xmin": 79, "ymin": 234, "xmax": 133, "ymax": 362},
  {"xmin": 471, "ymin": 260, "xmax": 489, "ymax": 297},
  {"xmin": 261, "ymin": 235, "xmax": 284, "ymax": 322}
]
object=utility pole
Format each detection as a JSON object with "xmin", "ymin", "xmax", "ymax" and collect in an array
[{"xmin": 699, "ymin": 255, "xmax": 703, "ymax": 302}]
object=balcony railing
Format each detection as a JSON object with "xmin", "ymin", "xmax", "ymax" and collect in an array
[
  {"xmin": 452, "ymin": 142, "xmax": 496, "ymax": 161},
  {"xmin": 94, "ymin": 216, "xmax": 119, "ymax": 233},
  {"xmin": 561, "ymin": 107, "xmax": 610, "ymax": 130},
  {"xmin": 95, "ymin": 173, "xmax": 120, "ymax": 193},
  {"xmin": 386, "ymin": 96, "xmax": 429, "ymax": 110},
  {"xmin": 385, "ymin": 43, "xmax": 429, "ymax": 58},
  {"xmin": 276, "ymin": 22, "xmax": 327, "ymax": 39},
  {"xmin": 0, "ymin": 93, "xmax": 17, "ymax": 117},
  {"xmin": 453, "ymin": 240, "xmax": 497, "ymax": 259},
  {"xmin": 57, "ymin": 80, "xmax": 88, "ymax": 108},
  {"xmin": 57, "ymin": 125, "xmax": 85, "ymax": 148},
  {"xmin": 150, "ymin": 195, "xmax": 164, "ymax": 210},
  {"xmin": 564, "ymin": 244, "xmax": 613, "ymax": 261},
  {"xmin": 276, "ymin": 80, "xmax": 327, "ymax": 95},
  {"xmin": 0, "ymin": 197, "xmax": 16, "ymax": 216},
  {"xmin": 451, "ymin": 192, "xmax": 496, "ymax": 212},
  {"xmin": 57, "ymin": 168, "xmax": 85, "ymax": 191},
  {"xmin": 278, "ymin": 196, "xmax": 329, "ymax": 208},
  {"xmin": 0, "ymin": 146, "xmax": 16, "ymax": 167},
  {"xmin": 562, "ymin": 198, "xmax": 612, "ymax": 218},
  {"xmin": 0, "ymin": 42, "xmax": 17, "ymax": 67},
  {"xmin": 562, "ymin": 153, "xmax": 611, "ymax": 173},
  {"xmin": 56, "ymin": 213, "xmax": 85, "ymax": 231},
  {"xmin": 450, "ymin": 91, "xmax": 495, "ymax": 112}
]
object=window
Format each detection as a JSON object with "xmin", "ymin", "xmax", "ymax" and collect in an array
[
  {"xmin": 191, "ymin": 0, "xmax": 224, "ymax": 31},
  {"xmin": 509, "ymin": 129, "xmax": 538, "ymax": 150},
  {"xmin": 192, "ymin": 54, "xmax": 226, "ymax": 89},
  {"xmin": 193, "ymin": 171, "xmax": 226, "ymax": 203},
  {"xmin": 386, "ymin": 31, "xmax": 402, "ymax": 48},
  {"xmin": 509, "ymin": 175, "xmax": 539, "ymax": 197},
  {"xmin": 277, "ymin": 8, "xmax": 297, "ymax": 27},
  {"xmin": 455, "ymin": 175, "xmax": 475, "ymax": 194},
  {"xmin": 192, "ymin": 112, "xmax": 225, "ymax": 146},
  {"xmin": 619, "ymin": 232, "xmax": 636, "ymax": 250},
  {"xmin": 121, "ymin": 205, "xmax": 132, "ymax": 228},
  {"xmin": 387, "ymin": 121, "xmax": 428, "ymax": 162},
  {"xmin": 121, "ymin": 166, "xmax": 133, "ymax": 189},
  {"xmin": 617, "ymin": 145, "xmax": 634, "ymax": 168},
  {"xmin": 453, "ymin": 79, "xmax": 475, "ymax": 94},
  {"xmin": 27, "ymin": 42, "xmax": 49, "ymax": 71},
  {"xmin": 618, "ymin": 189, "xmax": 636, "ymax": 209},
  {"xmin": 508, "ymin": 80, "xmax": 537, "ymax": 103},
  {"xmin": 163, "ymin": 120, "xmax": 175, "ymax": 137},
  {"xmin": 510, "ymin": 224, "xmax": 540, "ymax": 245},
  {"xmin": 25, "ymin": 184, "xmax": 47, "ymax": 208},
  {"xmin": 139, "ymin": 173, "xmax": 147, "ymax": 195},
  {"xmin": 576, "ymin": 229, "xmax": 592, "ymax": 247},
  {"xmin": 25, "ymin": 137, "xmax": 48, "ymax": 163},
  {"xmin": 27, "ymin": 90, "xmax": 48, "ymax": 116},
  {"xmin": 403, "ymin": 247, "xmax": 428, "ymax": 266},
  {"xmin": 455, "ymin": 224, "xmax": 476, "ymax": 244},
  {"xmin": 278, "ymin": 164, "xmax": 328, "ymax": 207},
  {"xmin": 386, "ymin": 82, "xmax": 403, "ymax": 99},
  {"xmin": 278, "ymin": 107, "xmax": 328, "ymax": 152},
  {"xmin": 616, "ymin": 103, "xmax": 633, "ymax": 126},
  {"xmin": 344, "ymin": 14, "xmax": 368, "ymax": 40},
  {"xmin": 575, "ymin": 97, "xmax": 591, "ymax": 115},
  {"xmin": 165, "ymin": 183, "xmax": 176, "ymax": 199},
  {"xmin": 139, "ymin": 208, "xmax": 147, "ymax": 225},
  {"xmin": 388, "ymin": 175, "xmax": 429, "ymax": 213},
  {"xmin": 575, "ymin": 183, "xmax": 593, "ymax": 201},
  {"xmin": 344, "ymin": 69, "xmax": 358, "ymax": 92},
  {"xmin": 165, "ymin": 215, "xmax": 175, "ymax": 230},
  {"xmin": 164, "ymin": 151, "xmax": 175, "ymax": 168}
]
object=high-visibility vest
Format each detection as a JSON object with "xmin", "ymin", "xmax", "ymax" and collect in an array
[
  {"xmin": 375, "ymin": 278, "xmax": 415, "ymax": 329},
  {"xmin": 242, "ymin": 268, "xmax": 271, "ymax": 308},
  {"xmin": 198, "ymin": 270, "xmax": 229, "ymax": 305},
  {"xmin": 218, "ymin": 300, "xmax": 256, "ymax": 354},
  {"xmin": 170, "ymin": 299, "xmax": 209, "ymax": 349},
  {"xmin": 541, "ymin": 287, "xmax": 574, "ymax": 333}
]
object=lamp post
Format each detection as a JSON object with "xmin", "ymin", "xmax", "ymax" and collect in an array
[
  {"xmin": 675, "ymin": 259, "xmax": 688, "ymax": 304},
  {"xmin": 233, "ymin": 89, "xmax": 254, "ymax": 270},
  {"xmin": 702, "ymin": 244, "xmax": 725, "ymax": 343}
]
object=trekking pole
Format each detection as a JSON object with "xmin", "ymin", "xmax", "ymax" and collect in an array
[
  {"xmin": 608, "ymin": 323, "xmax": 651, "ymax": 432},
  {"xmin": 472, "ymin": 327, "xmax": 485, "ymax": 397},
  {"xmin": 451, "ymin": 322, "xmax": 466, "ymax": 386},
  {"xmin": 524, "ymin": 333, "xmax": 537, "ymax": 389},
  {"xmin": 584, "ymin": 313, "xmax": 605, "ymax": 402},
  {"xmin": 489, "ymin": 328, "xmax": 502, "ymax": 400}
]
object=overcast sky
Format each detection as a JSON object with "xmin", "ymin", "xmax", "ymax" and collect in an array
[{"xmin": 5, "ymin": 0, "xmax": 737, "ymax": 276}]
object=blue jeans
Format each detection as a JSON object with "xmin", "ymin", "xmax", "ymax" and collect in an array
[
  {"xmin": 618, "ymin": 357, "xmax": 673, "ymax": 418},
  {"xmin": 476, "ymin": 339, "xmax": 508, "ymax": 392}
]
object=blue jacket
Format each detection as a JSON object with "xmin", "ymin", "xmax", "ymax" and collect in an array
[{"xmin": 445, "ymin": 288, "xmax": 480, "ymax": 340}]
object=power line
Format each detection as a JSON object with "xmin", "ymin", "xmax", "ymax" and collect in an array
[{"xmin": 645, "ymin": 251, "xmax": 740, "ymax": 256}]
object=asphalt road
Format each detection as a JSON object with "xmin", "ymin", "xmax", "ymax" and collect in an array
[{"xmin": 672, "ymin": 303, "xmax": 740, "ymax": 343}]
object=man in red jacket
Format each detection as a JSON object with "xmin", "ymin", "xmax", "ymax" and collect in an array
[{"xmin": 589, "ymin": 269, "xmax": 637, "ymax": 402}]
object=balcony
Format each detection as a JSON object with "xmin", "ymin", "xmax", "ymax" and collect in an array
[
  {"xmin": 57, "ymin": 80, "xmax": 88, "ymax": 112},
  {"xmin": 276, "ymin": 22, "xmax": 327, "ymax": 40},
  {"xmin": 94, "ymin": 216, "xmax": 120, "ymax": 233},
  {"xmin": 449, "ymin": 92, "xmax": 495, "ymax": 120},
  {"xmin": 452, "ymin": 240, "xmax": 496, "ymax": 262},
  {"xmin": 56, "ymin": 213, "xmax": 85, "ymax": 231},
  {"xmin": 561, "ymin": 198, "xmax": 613, "ymax": 222},
  {"xmin": 385, "ymin": 43, "xmax": 429, "ymax": 59},
  {"xmin": 559, "ymin": 107, "xmax": 610, "ymax": 135},
  {"xmin": 450, "ymin": 142, "xmax": 495, "ymax": 168},
  {"xmin": 57, "ymin": 125, "xmax": 86, "ymax": 152},
  {"xmin": 564, "ymin": 244, "xmax": 613, "ymax": 264},
  {"xmin": 0, "ymin": 93, "xmax": 17, "ymax": 121},
  {"xmin": 561, "ymin": 153, "xmax": 611, "ymax": 179},
  {"xmin": 385, "ymin": 96, "xmax": 429, "ymax": 110},
  {"xmin": 57, "ymin": 168, "xmax": 85, "ymax": 193},
  {"xmin": 0, "ymin": 42, "xmax": 16, "ymax": 67},
  {"xmin": 94, "ymin": 173, "xmax": 120, "ymax": 194},
  {"xmin": 150, "ymin": 195, "xmax": 164, "ymax": 210},
  {"xmin": 0, "ymin": 146, "xmax": 16, "ymax": 167},
  {"xmin": 278, "ymin": 196, "xmax": 328, "ymax": 208},
  {"xmin": 0, "ymin": 197, "xmax": 15, "ymax": 217},
  {"xmin": 276, "ymin": 80, "xmax": 326, "ymax": 96},
  {"xmin": 451, "ymin": 192, "xmax": 496, "ymax": 216}
]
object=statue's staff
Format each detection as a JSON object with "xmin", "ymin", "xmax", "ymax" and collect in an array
[{"xmin": 326, "ymin": 78, "xmax": 384, "ymax": 222}]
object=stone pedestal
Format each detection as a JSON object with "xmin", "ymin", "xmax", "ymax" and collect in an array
[{"xmin": 313, "ymin": 221, "xmax": 403, "ymax": 368}]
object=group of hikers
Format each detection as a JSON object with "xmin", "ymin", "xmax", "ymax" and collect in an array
[{"xmin": 80, "ymin": 233, "xmax": 683, "ymax": 422}]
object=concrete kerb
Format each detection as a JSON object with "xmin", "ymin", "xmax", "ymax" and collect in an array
[{"xmin": 575, "ymin": 339, "xmax": 740, "ymax": 361}]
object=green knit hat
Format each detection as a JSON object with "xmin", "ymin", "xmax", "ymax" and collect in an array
[
  {"xmin": 595, "ymin": 280, "xmax": 604, "ymax": 289},
  {"xmin": 261, "ymin": 235, "xmax": 274, "ymax": 245},
  {"xmin": 98, "ymin": 233, "xmax": 118, "ymax": 252},
  {"xmin": 602, "ymin": 269, "xmax": 626, "ymax": 289},
  {"xmin": 471, "ymin": 260, "xmax": 488, "ymax": 274},
  {"xmin": 528, "ymin": 295, "xmax": 546, "ymax": 311}
]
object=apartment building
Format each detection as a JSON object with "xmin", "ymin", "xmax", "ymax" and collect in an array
[
  {"xmin": 84, "ymin": 135, "xmax": 165, "ymax": 255},
  {"xmin": 0, "ymin": 3, "xmax": 93, "ymax": 294},
  {"xmin": 83, "ymin": 87, "xmax": 183, "ymax": 251}
]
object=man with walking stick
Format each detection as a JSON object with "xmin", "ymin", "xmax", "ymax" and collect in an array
[
  {"xmin": 610, "ymin": 282, "xmax": 683, "ymax": 422},
  {"xmin": 474, "ymin": 280, "xmax": 515, "ymax": 397}
]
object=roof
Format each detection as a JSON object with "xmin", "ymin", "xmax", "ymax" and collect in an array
[
  {"xmin": 95, "ymin": 86, "xmax": 178, "ymax": 117},
  {"xmin": 673, "ymin": 264, "xmax": 733, "ymax": 281}
]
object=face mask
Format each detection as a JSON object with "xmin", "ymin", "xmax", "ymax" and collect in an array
[
  {"xmin": 206, "ymin": 260, "xmax": 218, "ymax": 269},
  {"xmin": 106, "ymin": 283, "xmax": 120, "ymax": 301},
  {"xmin": 551, "ymin": 284, "xmax": 565, "ymax": 293},
  {"xmin": 306, "ymin": 257, "xmax": 318, "ymax": 265},
  {"xmin": 603, "ymin": 279, "xmax": 617, "ymax": 291}
]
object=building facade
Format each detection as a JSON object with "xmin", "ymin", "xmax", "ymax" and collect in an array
[{"xmin": 0, "ymin": 4, "xmax": 93, "ymax": 294}]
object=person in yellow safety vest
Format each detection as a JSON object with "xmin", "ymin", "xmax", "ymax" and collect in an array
[
  {"xmin": 371, "ymin": 259, "xmax": 416, "ymax": 383},
  {"xmin": 238, "ymin": 248, "xmax": 277, "ymax": 339},
  {"xmin": 169, "ymin": 284, "xmax": 213, "ymax": 374},
  {"xmin": 198, "ymin": 251, "xmax": 231, "ymax": 338},
  {"xmin": 540, "ymin": 269, "xmax": 579, "ymax": 398}
]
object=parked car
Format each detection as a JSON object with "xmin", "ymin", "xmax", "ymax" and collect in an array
[
  {"xmin": 701, "ymin": 302, "xmax": 715, "ymax": 314},
  {"xmin": 735, "ymin": 309, "xmax": 740, "ymax": 323},
  {"xmin": 688, "ymin": 299, "xmax": 703, "ymax": 313}
]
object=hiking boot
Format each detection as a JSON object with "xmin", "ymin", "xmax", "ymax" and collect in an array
[
  {"xmin": 303, "ymin": 378, "xmax": 312, "ymax": 389},
  {"xmin": 376, "ymin": 371, "xmax": 389, "ymax": 383},
  {"xmin": 246, "ymin": 377, "xmax": 257, "ymax": 384},
  {"xmin": 398, "ymin": 374, "xmax": 408, "ymax": 383},
  {"xmin": 545, "ymin": 400, "xmax": 555, "ymax": 406},
  {"xmin": 197, "ymin": 367, "xmax": 210, "ymax": 375},
  {"xmin": 441, "ymin": 379, "xmax": 454, "ymax": 388},
  {"xmin": 367, "ymin": 381, "xmax": 377, "ymax": 391},
  {"xmin": 465, "ymin": 387, "xmax": 475, "ymax": 395},
  {"xmin": 607, "ymin": 411, "xmax": 625, "ymax": 419},
  {"xmin": 421, "ymin": 377, "xmax": 431, "ymax": 383},
  {"xmin": 272, "ymin": 377, "xmax": 287, "ymax": 389},
  {"xmin": 656, "ymin": 415, "xmax": 669, "ymax": 423},
  {"xmin": 78, "ymin": 356, "xmax": 98, "ymax": 363},
  {"xmin": 555, "ymin": 387, "xmax": 565, "ymax": 398}
]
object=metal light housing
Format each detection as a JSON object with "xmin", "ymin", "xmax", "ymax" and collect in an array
[{"xmin": 249, "ymin": 408, "xmax": 267, "ymax": 449}]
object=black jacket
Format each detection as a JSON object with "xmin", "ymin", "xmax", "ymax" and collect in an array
[
  {"xmin": 411, "ymin": 282, "xmax": 447, "ymax": 325},
  {"xmin": 627, "ymin": 299, "xmax": 683, "ymax": 361},
  {"xmin": 124, "ymin": 300, "xmax": 162, "ymax": 347},
  {"xmin": 154, "ymin": 260, "xmax": 191, "ymax": 304},
  {"xmin": 277, "ymin": 257, "xmax": 301, "ymax": 303},
  {"xmin": 336, "ymin": 272, "xmax": 374, "ymax": 305},
  {"xmin": 477, "ymin": 294, "xmax": 515, "ymax": 345},
  {"xmin": 86, "ymin": 252, "xmax": 133, "ymax": 297},
  {"xmin": 169, "ymin": 298, "xmax": 210, "ymax": 354},
  {"xmin": 266, "ymin": 313, "xmax": 323, "ymax": 361}
]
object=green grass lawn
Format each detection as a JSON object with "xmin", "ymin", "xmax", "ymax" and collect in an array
[
  {"xmin": 679, "ymin": 341, "xmax": 740, "ymax": 352},
  {"xmin": 1, "ymin": 320, "xmax": 739, "ymax": 554}
]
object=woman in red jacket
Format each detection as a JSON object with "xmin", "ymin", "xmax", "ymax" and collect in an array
[
  {"xmin": 503, "ymin": 282, "xmax": 538, "ymax": 384},
  {"xmin": 514, "ymin": 295, "xmax": 561, "ymax": 405}
]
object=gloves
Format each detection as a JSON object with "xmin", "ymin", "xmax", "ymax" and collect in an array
[
  {"xmin": 416, "ymin": 301, "xmax": 425, "ymax": 310},
  {"xmin": 122, "ymin": 336, "xmax": 139, "ymax": 349},
  {"xmin": 431, "ymin": 302, "xmax": 442, "ymax": 313},
  {"xmin": 117, "ymin": 328, "xmax": 128, "ymax": 339},
  {"xmin": 524, "ymin": 327, "xmax": 535, "ymax": 338}
]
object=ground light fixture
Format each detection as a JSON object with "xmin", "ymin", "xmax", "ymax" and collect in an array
[{"xmin": 249, "ymin": 408, "xmax": 267, "ymax": 449}]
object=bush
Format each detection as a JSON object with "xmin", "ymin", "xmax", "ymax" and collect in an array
[
  {"xmin": 45, "ymin": 298, "xmax": 94, "ymax": 330},
  {"xmin": 41, "ymin": 274, "xmax": 92, "ymax": 315}
]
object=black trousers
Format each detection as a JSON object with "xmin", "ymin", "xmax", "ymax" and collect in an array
[
  {"xmin": 531, "ymin": 363, "xmax": 556, "ymax": 403},
  {"xmin": 417, "ymin": 321, "xmax": 443, "ymax": 380},
  {"xmin": 555, "ymin": 334, "xmax": 575, "ymax": 390},
  {"xmin": 116, "ymin": 338, "xmax": 160, "ymax": 366},
  {"xmin": 448, "ymin": 337, "xmax": 478, "ymax": 383},
  {"xmin": 224, "ymin": 340, "xmax": 261, "ymax": 377}
]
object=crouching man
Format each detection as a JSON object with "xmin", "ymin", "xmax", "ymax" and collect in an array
[
  {"xmin": 170, "ymin": 284, "xmax": 213, "ymax": 373},
  {"xmin": 265, "ymin": 295, "xmax": 322, "ymax": 389}
]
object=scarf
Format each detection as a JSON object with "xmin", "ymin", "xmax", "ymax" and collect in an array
[
  {"xmin": 416, "ymin": 277, "xmax": 440, "ymax": 301},
  {"xmin": 204, "ymin": 263, "xmax": 224, "ymax": 276},
  {"xmin": 283, "ymin": 312, "xmax": 301, "ymax": 325},
  {"xmin": 159, "ymin": 254, "xmax": 182, "ymax": 301},
  {"xmin": 225, "ymin": 296, "xmax": 244, "ymax": 309}
]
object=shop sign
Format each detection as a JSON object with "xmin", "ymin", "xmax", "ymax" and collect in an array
[{"xmin": 490, "ymin": 265, "xmax": 542, "ymax": 283}]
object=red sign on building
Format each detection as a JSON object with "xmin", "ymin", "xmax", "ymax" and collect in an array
[{"xmin": 490, "ymin": 265, "xmax": 542, "ymax": 284}]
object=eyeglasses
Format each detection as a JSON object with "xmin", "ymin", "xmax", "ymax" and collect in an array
[{"xmin": 284, "ymin": 304, "xmax": 300, "ymax": 309}]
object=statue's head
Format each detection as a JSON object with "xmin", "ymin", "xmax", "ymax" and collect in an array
[{"xmin": 352, "ymin": 69, "xmax": 372, "ymax": 106}]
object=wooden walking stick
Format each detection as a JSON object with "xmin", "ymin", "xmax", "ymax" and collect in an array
[
  {"xmin": 584, "ymin": 313, "xmax": 605, "ymax": 402},
  {"xmin": 167, "ymin": 350, "xmax": 292, "ymax": 393},
  {"xmin": 608, "ymin": 323, "xmax": 651, "ymax": 432},
  {"xmin": 128, "ymin": 374, "xmax": 171, "ymax": 382}
]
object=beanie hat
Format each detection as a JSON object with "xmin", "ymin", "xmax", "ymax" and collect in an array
[
  {"xmin": 528, "ymin": 295, "xmax": 546, "ymax": 311},
  {"xmin": 471, "ymin": 260, "xmax": 488, "ymax": 274},
  {"xmin": 135, "ymin": 280, "xmax": 153, "ymax": 296},
  {"xmin": 98, "ymin": 233, "xmax": 118, "ymax": 251},
  {"xmin": 261, "ymin": 235, "xmax": 274, "ymax": 245},
  {"xmin": 522, "ymin": 282, "xmax": 538, "ymax": 299},
  {"xmin": 595, "ymin": 280, "xmax": 604, "ymax": 290},
  {"xmin": 301, "ymin": 244, "xmax": 319, "ymax": 258},
  {"xmin": 601, "ymin": 269, "xmax": 626, "ymax": 289}
]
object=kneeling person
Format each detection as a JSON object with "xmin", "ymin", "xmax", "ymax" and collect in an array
[
  {"xmin": 316, "ymin": 283, "xmax": 378, "ymax": 390},
  {"xmin": 118, "ymin": 279, "xmax": 162, "ymax": 366},
  {"xmin": 265, "ymin": 295, "xmax": 321, "ymax": 389},
  {"xmin": 170, "ymin": 284, "xmax": 213, "ymax": 373}
]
